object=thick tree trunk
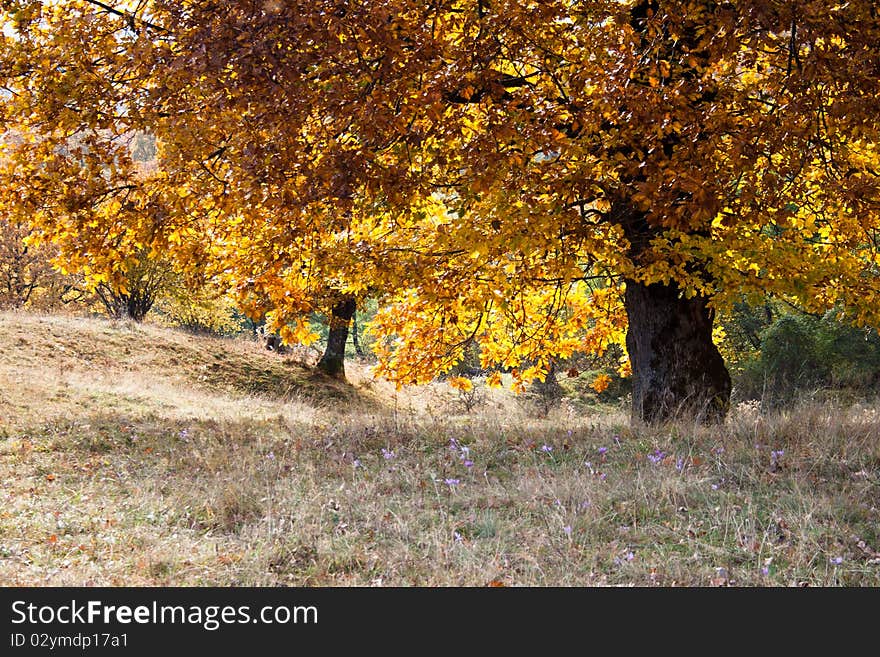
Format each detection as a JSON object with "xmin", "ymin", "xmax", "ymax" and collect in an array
[
  {"xmin": 624, "ymin": 279, "xmax": 731, "ymax": 424},
  {"xmin": 317, "ymin": 296, "xmax": 356, "ymax": 378}
]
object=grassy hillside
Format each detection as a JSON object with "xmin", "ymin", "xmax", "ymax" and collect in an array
[{"xmin": 1, "ymin": 311, "xmax": 878, "ymax": 586}]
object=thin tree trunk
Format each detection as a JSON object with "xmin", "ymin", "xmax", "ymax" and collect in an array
[
  {"xmin": 351, "ymin": 310, "xmax": 366, "ymax": 358},
  {"xmin": 317, "ymin": 296, "xmax": 356, "ymax": 378},
  {"xmin": 624, "ymin": 278, "xmax": 731, "ymax": 424}
]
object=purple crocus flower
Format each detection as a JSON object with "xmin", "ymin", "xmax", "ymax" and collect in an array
[{"xmin": 647, "ymin": 449, "xmax": 665, "ymax": 464}]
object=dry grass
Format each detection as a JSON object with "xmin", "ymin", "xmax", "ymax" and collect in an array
[{"xmin": 1, "ymin": 310, "xmax": 878, "ymax": 586}]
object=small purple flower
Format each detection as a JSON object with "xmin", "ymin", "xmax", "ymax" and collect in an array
[
  {"xmin": 613, "ymin": 434, "xmax": 621, "ymax": 447},
  {"xmin": 381, "ymin": 448, "xmax": 395, "ymax": 460},
  {"xmin": 711, "ymin": 483, "xmax": 720, "ymax": 490},
  {"xmin": 541, "ymin": 444, "xmax": 553, "ymax": 453},
  {"xmin": 453, "ymin": 531, "xmax": 463, "ymax": 543},
  {"xmin": 266, "ymin": 451, "xmax": 275, "ymax": 461},
  {"xmin": 463, "ymin": 459, "xmax": 474, "ymax": 468},
  {"xmin": 830, "ymin": 556, "xmax": 844, "ymax": 565},
  {"xmin": 444, "ymin": 478, "xmax": 460, "ymax": 487},
  {"xmin": 352, "ymin": 458, "xmax": 362, "ymax": 469},
  {"xmin": 714, "ymin": 446, "xmax": 725, "ymax": 454},
  {"xmin": 597, "ymin": 447, "xmax": 608, "ymax": 456},
  {"xmin": 613, "ymin": 551, "xmax": 634, "ymax": 566},
  {"xmin": 598, "ymin": 472, "xmax": 607, "ymax": 481},
  {"xmin": 771, "ymin": 449, "xmax": 784, "ymax": 460},
  {"xmin": 460, "ymin": 445, "xmax": 470, "ymax": 457},
  {"xmin": 761, "ymin": 566, "xmax": 770, "ymax": 576},
  {"xmin": 563, "ymin": 525, "xmax": 572, "ymax": 536},
  {"xmin": 178, "ymin": 428, "xmax": 189, "ymax": 440},
  {"xmin": 579, "ymin": 500, "xmax": 591, "ymax": 511},
  {"xmin": 647, "ymin": 449, "xmax": 665, "ymax": 464},
  {"xmin": 584, "ymin": 460, "xmax": 593, "ymax": 470},
  {"xmin": 676, "ymin": 457, "xmax": 685, "ymax": 472}
]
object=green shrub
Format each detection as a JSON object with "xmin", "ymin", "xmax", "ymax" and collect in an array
[{"xmin": 731, "ymin": 307, "xmax": 880, "ymax": 405}]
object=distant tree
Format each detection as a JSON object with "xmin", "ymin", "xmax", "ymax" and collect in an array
[
  {"xmin": 93, "ymin": 250, "xmax": 173, "ymax": 321},
  {"xmin": 0, "ymin": 218, "xmax": 61, "ymax": 309}
]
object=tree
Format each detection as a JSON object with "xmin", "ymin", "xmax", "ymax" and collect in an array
[
  {"xmin": 0, "ymin": 217, "xmax": 59, "ymax": 309},
  {"xmin": 316, "ymin": 294, "xmax": 357, "ymax": 378},
  {"xmin": 92, "ymin": 249, "xmax": 172, "ymax": 321},
  {"xmin": 1, "ymin": 1, "xmax": 879, "ymax": 424}
]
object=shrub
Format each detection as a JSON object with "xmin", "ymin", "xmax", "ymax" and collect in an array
[{"xmin": 731, "ymin": 307, "xmax": 880, "ymax": 405}]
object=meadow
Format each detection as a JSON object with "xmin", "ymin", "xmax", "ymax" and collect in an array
[{"xmin": 1, "ymin": 311, "xmax": 878, "ymax": 586}]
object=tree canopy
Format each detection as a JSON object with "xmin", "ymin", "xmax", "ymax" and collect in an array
[{"xmin": 2, "ymin": 1, "xmax": 879, "ymax": 422}]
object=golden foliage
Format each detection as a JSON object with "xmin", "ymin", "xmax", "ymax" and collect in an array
[
  {"xmin": 591, "ymin": 374, "xmax": 612, "ymax": 394},
  {"xmin": 1, "ymin": 1, "xmax": 879, "ymax": 387}
]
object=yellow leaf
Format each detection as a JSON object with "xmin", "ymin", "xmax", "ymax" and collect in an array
[{"xmin": 449, "ymin": 376, "xmax": 473, "ymax": 392}]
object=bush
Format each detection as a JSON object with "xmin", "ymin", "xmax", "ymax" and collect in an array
[
  {"xmin": 518, "ymin": 367, "xmax": 565, "ymax": 418},
  {"xmin": 731, "ymin": 308, "xmax": 880, "ymax": 405}
]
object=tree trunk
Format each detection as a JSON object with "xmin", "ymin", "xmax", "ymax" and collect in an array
[
  {"xmin": 351, "ymin": 310, "xmax": 366, "ymax": 358},
  {"xmin": 624, "ymin": 279, "xmax": 731, "ymax": 424},
  {"xmin": 317, "ymin": 296, "xmax": 356, "ymax": 378}
]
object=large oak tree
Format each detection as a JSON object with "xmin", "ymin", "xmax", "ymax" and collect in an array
[{"xmin": 1, "ymin": 1, "xmax": 879, "ymax": 423}]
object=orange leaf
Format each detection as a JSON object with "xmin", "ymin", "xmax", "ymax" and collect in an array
[
  {"xmin": 591, "ymin": 374, "xmax": 612, "ymax": 393},
  {"xmin": 449, "ymin": 376, "xmax": 473, "ymax": 392}
]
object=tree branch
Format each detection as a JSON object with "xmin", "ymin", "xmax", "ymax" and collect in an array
[{"xmin": 83, "ymin": 0, "xmax": 166, "ymax": 33}]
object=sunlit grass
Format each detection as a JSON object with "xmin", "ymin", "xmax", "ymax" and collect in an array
[{"xmin": 1, "ymin": 310, "xmax": 878, "ymax": 586}]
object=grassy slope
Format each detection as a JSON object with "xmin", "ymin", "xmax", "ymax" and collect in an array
[{"xmin": 1, "ymin": 310, "xmax": 878, "ymax": 586}]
